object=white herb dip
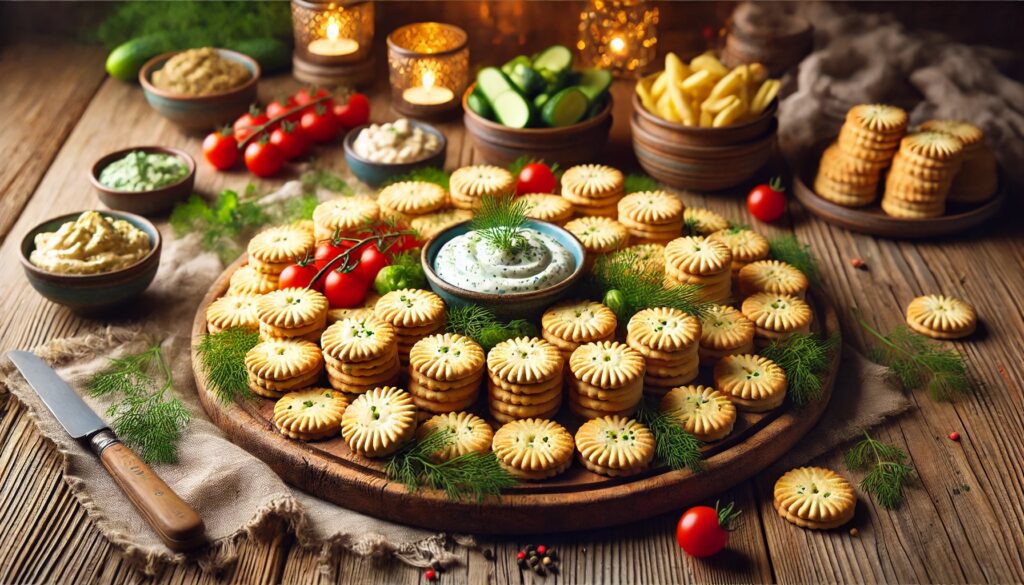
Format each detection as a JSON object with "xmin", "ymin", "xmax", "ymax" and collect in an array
[{"xmin": 434, "ymin": 228, "xmax": 575, "ymax": 294}]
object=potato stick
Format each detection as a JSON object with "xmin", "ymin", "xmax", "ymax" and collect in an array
[
  {"xmin": 737, "ymin": 65, "xmax": 750, "ymax": 110},
  {"xmin": 651, "ymin": 71, "xmax": 669, "ymax": 100},
  {"xmin": 690, "ymin": 52, "xmax": 729, "ymax": 78},
  {"xmin": 748, "ymin": 62, "xmax": 768, "ymax": 83},
  {"xmin": 707, "ymin": 69, "xmax": 742, "ymax": 102},
  {"xmin": 701, "ymin": 94, "xmax": 739, "ymax": 114},
  {"xmin": 635, "ymin": 81, "xmax": 656, "ymax": 112},
  {"xmin": 751, "ymin": 79, "xmax": 780, "ymax": 114},
  {"xmin": 669, "ymin": 82, "xmax": 696, "ymax": 125},
  {"xmin": 712, "ymin": 99, "xmax": 745, "ymax": 127},
  {"xmin": 657, "ymin": 92, "xmax": 680, "ymax": 122},
  {"xmin": 700, "ymin": 109, "xmax": 714, "ymax": 127},
  {"xmin": 665, "ymin": 52, "xmax": 690, "ymax": 82},
  {"xmin": 681, "ymin": 69, "xmax": 713, "ymax": 92}
]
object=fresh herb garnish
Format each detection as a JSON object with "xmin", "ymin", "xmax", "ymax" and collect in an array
[
  {"xmin": 858, "ymin": 318, "xmax": 970, "ymax": 401},
  {"xmin": 635, "ymin": 399, "xmax": 705, "ymax": 472},
  {"xmin": 682, "ymin": 215, "xmax": 702, "ymax": 236},
  {"xmin": 590, "ymin": 249, "xmax": 707, "ymax": 323},
  {"xmin": 384, "ymin": 428, "xmax": 517, "ymax": 501},
  {"xmin": 623, "ymin": 173, "xmax": 661, "ymax": 194},
  {"xmin": 471, "ymin": 195, "xmax": 529, "ymax": 253},
  {"xmin": 87, "ymin": 343, "xmax": 190, "ymax": 464},
  {"xmin": 97, "ymin": 1, "xmax": 291, "ymax": 48},
  {"xmin": 445, "ymin": 305, "xmax": 536, "ymax": 351},
  {"xmin": 768, "ymin": 235, "xmax": 821, "ymax": 285},
  {"xmin": 760, "ymin": 333, "xmax": 839, "ymax": 405},
  {"xmin": 170, "ymin": 187, "xmax": 268, "ymax": 264},
  {"xmin": 195, "ymin": 328, "xmax": 260, "ymax": 403},
  {"xmin": 845, "ymin": 431, "xmax": 914, "ymax": 509},
  {"xmin": 380, "ymin": 166, "xmax": 450, "ymax": 191}
]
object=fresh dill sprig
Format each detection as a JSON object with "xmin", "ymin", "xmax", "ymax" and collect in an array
[
  {"xmin": 845, "ymin": 431, "xmax": 915, "ymax": 509},
  {"xmin": 300, "ymin": 167, "xmax": 352, "ymax": 195},
  {"xmin": 195, "ymin": 328, "xmax": 260, "ymax": 403},
  {"xmin": 760, "ymin": 333, "xmax": 839, "ymax": 405},
  {"xmin": 87, "ymin": 343, "xmax": 190, "ymax": 464},
  {"xmin": 170, "ymin": 189, "xmax": 269, "ymax": 264},
  {"xmin": 445, "ymin": 304, "xmax": 536, "ymax": 351},
  {"xmin": 635, "ymin": 399, "xmax": 704, "ymax": 472},
  {"xmin": 768, "ymin": 235, "xmax": 821, "ymax": 285},
  {"xmin": 381, "ymin": 166, "xmax": 450, "ymax": 190},
  {"xmin": 624, "ymin": 173, "xmax": 661, "ymax": 194},
  {"xmin": 682, "ymin": 215, "xmax": 702, "ymax": 236},
  {"xmin": 590, "ymin": 249, "xmax": 708, "ymax": 323},
  {"xmin": 471, "ymin": 195, "xmax": 530, "ymax": 253},
  {"xmin": 507, "ymin": 156, "xmax": 561, "ymax": 180},
  {"xmin": 384, "ymin": 429, "xmax": 517, "ymax": 500},
  {"xmin": 858, "ymin": 318, "xmax": 970, "ymax": 401}
]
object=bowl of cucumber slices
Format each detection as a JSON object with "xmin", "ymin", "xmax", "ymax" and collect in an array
[{"xmin": 463, "ymin": 45, "xmax": 613, "ymax": 166}]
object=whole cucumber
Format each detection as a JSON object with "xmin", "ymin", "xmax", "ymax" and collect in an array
[{"xmin": 105, "ymin": 33, "xmax": 174, "ymax": 81}]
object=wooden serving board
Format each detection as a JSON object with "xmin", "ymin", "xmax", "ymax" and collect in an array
[
  {"xmin": 793, "ymin": 152, "xmax": 1006, "ymax": 239},
  {"xmin": 190, "ymin": 257, "xmax": 841, "ymax": 534}
]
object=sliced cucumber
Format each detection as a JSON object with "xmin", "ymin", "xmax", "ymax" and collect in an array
[
  {"xmin": 578, "ymin": 67, "xmax": 612, "ymax": 101},
  {"xmin": 467, "ymin": 89, "xmax": 494, "ymax": 120},
  {"xmin": 492, "ymin": 91, "xmax": 532, "ymax": 128},
  {"xmin": 476, "ymin": 67, "xmax": 517, "ymax": 103},
  {"xmin": 533, "ymin": 93, "xmax": 550, "ymax": 109},
  {"xmin": 501, "ymin": 55, "xmax": 531, "ymax": 76},
  {"xmin": 509, "ymin": 63, "xmax": 545, "ymax": 97},
  {"xmin": 532, "ymin": 45, "xmax": 573, "ymax": 73},
  {"xmin": 541, "ymin": 87, "xmax": 588, "ymax": 127}
]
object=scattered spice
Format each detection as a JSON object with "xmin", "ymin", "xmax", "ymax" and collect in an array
[
  {"xmin": 948, "ymin": 431, "xmax": 961, "ymax": 442},
  {"xmin": 517, "ymin": 544, "xmax": 559, "ymax": 576},
  {"xmin": 952, "ymin": 483, "xmax": 971, "ymax": 495},
  {"xmin": 423, "ymin": 568, "xmax": 437, "ymax": 581},
  {"xmin": 850, "ymin": 257, "xmax": 866, "ymax": 269},
  {"xmin": 849, "ymin": 528, "xmax": 859, "ymax": 537}
]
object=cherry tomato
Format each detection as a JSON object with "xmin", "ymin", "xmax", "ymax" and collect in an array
[
  {"xmin": 323, "ymin": 269, "xmax": 368, "ymax": 308},
  {"xmin": 352, "ymin": 244, "xmax": 391, "ymax": 284},
  {"xmin": 201, "ymin": 128, "xmax": 239, "ymax": 170},
  {"xmin": 233, "ymin": 106, "xmax": 268, "ymax": 142},
  {"xmin": 294, "ymin": 86, "xmax": 331, "ymax": 107},
  {"xmin": 244, "ymin": 137, "xmax": 284, "ymax": 178},
  {"xmin": 334, "ymin": 92, "xmax": 371, "ymax": 129},
  {"xmin": 269, "ymin": 121, "xmax": 309, "ymax": 160},
  {"xmin": 279, "ymin": 261, "xmax": 323, "ymax": 292},
  {"xmin": 300, "ymin": 104, "xmax": 340, "ymax": 143},
  {"xmin": 314, "ymin": 237, "xmax": 358, "ymax": 267},
  {"xmin": 676, "ymin": 502, "xmax": 741, "ymax": 558},
  {"xmin": 747, "ymin": 177, "xmax": 787, "ymax": 222},
  {"xmin": 266, "ymin": 96, "xmax": 300, "ymax": 123},
  {"xmin": 516, "ymin": 162, "xmax": 558, "ymax": 196}
]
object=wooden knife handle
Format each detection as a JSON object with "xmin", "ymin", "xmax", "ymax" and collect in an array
[{"xmin": 91, "ymin": 431, "xmax": 206, "ymax": 552}]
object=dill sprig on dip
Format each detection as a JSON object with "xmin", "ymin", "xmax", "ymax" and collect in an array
[
  {"xmin": 760, "ymin": 333, "xmax": 839, "ymax": 406},
  {"xmin": 768, "ymin": 235, "xmax": 821, "ymax": 285},
  {"xmin": 858, "ymin": 318, "xmax": 971, "ymax": 401},
  {"xmin": 471, "ymin": 195, "xmax": 530, "ymax": 253},
  {"xmin": 195, "ymin": 327, "xmax": 260, "ymax": 403},
  {"xmin": 445, "ymin": 304, "xmax": 537, "ymax": 351},
  {"xmin": 635, "ymin": 399, "xmax": 705, "ymax": 472},
  {"xmin": 590, "ymin": 248, "xmax": 708, "ymax": 323},
  {"xmin": 845, "ymin": 431, "xmax": 915, "ymax": 509},
  {"xmin": 384, "ymin": 428, "xmax": 517, "ymax": 500}
]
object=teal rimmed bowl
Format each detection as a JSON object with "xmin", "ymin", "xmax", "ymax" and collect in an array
[
  {"xmin": 343, "ymin": 121, "xmax": 447, "ymax": 187},
  {"xmin": 19, "ymin": 211, "xmax": 162, "ymax": 313},
  {"xmin": 421, "ymin": 219, "xmax": 587, "ymax": 320}
]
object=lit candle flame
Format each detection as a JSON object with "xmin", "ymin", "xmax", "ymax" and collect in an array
[
  {"xmin": 610, "ymin": 36, "xmax": 626, "ymax": 54},
  {"xmin": 422, "ymin": 69, "xmax": 436, "ymax": 90},
  {"xmin": 326, "ymin": 17, "xmax": 340, "ymax": 41}
]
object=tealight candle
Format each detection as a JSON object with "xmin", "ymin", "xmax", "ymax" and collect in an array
[
  {"xmin": 387, "ymin": 22, "xmax": 469, "ymax": 117},
  {"xmin": 308, "ymin": 19, "xmax": 359, "ymax": 56},
  {"xmin": 402, "ymin": 71, "xmax": 455, "ymax": 106},
  {"xmin": 291, "ymin": 0, "xmax": 374, "ymax": 86}
]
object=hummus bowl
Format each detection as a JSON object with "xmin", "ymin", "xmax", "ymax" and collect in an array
[
  {"xmin": 19, "ymin": 210, "xmax": 162, "ymax": 312},
  {"xmin": 422, "ymin": 219, "xmax": 587, "ymax": 320}
]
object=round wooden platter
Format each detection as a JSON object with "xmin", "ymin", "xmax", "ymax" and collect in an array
[
  {"xmin": 191, "ymin": 256, "xmax": 842, "ymax": 535},
  {"xmin": 792, "ymin": 153, "xmax": 1005, "ymax": 239}
]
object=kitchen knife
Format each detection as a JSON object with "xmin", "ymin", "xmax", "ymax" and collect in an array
[{"xmin": 8, "ymin": 350, "xmax": 206, "ymax": 552}]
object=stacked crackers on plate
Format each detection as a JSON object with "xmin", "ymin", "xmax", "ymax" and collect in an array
[
  {"xmin": 373, "ymin": 289, "xmax": 447, "ymax": 366},
  {"xmin": 617, "ymin": 190, "xmax": 685, "ymax": 244},
  {"xmin": 815, "ymin": 104, "xmax": 907, "ymax": 207},
  {"xmin": 664, "ymin": 236, "xmax": 733, "ymax": 304},
  {"xmin": 567, "ymin": 341, "xmax": 646, "ymax": 419},
  {"xmin": 408, "ymin": 333, "xmax": 485, "ymax": 414},
  {"xmin": 560, "ymin": 164, "xmax": 625, "ymax": 218},
  {"xmin": 321, "ymin": 317, "xmax": 402, "ymax": 394},
  {"xmin": 626, "ymin": 308, "xmax": 701, "ymax": 400},
  {"xmin": 486, "ymin": 337, "xmax": 565, "ymax": 424},
  {"xmin": 881, "ymin": 131, "xmax": 963, "ymax": 218},
  {"xmin": 541, "ymin": 299, "xmax": 617, "ymax": 361}
]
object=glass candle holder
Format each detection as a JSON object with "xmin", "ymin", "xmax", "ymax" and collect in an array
[
  {"xmin": 292, "ymin": 0, "xmax": 374, "ymax": 86},
  {"xmin": 387, "ymin": 22, "xmax": 469, "ymax": 118},
  {"xmin": 577, "ymin": 0, "xmax": 659, "ymax": 77}
]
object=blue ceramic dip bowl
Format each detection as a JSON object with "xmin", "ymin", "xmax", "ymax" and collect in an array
[
  {"xmin": 19, "ymin": 210, "xmax": 162, "ymax": 313},
  {"xmin": 343, "ymin": 121, "xmax": 447, "ymax": 187},
  {"xmin": 421, "ymin": 219, "xmax": 587, "ymax": 320}
]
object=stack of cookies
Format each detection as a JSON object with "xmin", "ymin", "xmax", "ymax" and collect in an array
[
  {"xmin": 376, "ymin": 181, "xmax": 448, "ymax": 222},
  {"xmin": 373, "ymin": 289, "xmax": 447, "ymax": 366},
  {"xmin": 206, "ymin": 295, "xmax": 259, "ymax": 333},
  {"xmin": 541, "ymin": 299, "xmax": 617, "ymax": 361},
  {"xmin": 320, "ymin": 316, "xmax": 401, "ymax": 394},
  {"xmin": 492, "ymin": 418, "xmax": 575, "ymax": 480},
  {"xmin": 616, "ymin": 243, "xmax": 666, "ymax": 274},
  {"xmin": 774, "ymin": 467, "xmax": 856, "ymax": 529},
  {"xmin": 660, "ymin": 385, "xmax": 737, "ymax": 442},
  {"xmin": 449, "ymin": 165, "xmax": 514, "ymax": 210},
  {"xmin": 920, "ymin": 119, "xmax": 997, "ymax": 204},
  {"xmin": 486, "ymin": 337, "xmax": 564, "ymax": 423},
  {"xmin": 741, "ymin": 292, "xmax": 813, "ymax": 347},
  {"xmin": 409, "ymin": 209, "xmax": 474, "ymax": 239},
  {"xmin": 698, "ymin": 304, "xmax": 755, "ymax": 365},
  {"xmin": 737, "ymin": 260, "xmax": 809, "ymax": 298},
  {"xmin": 567, "ymin": 341, "xmax": 646, "ymax": 419},
  {"xmin": 272, "ymin": 388, "xmax": 350, "ymax": 441},
  {"xmin": 815, "ymin": 104, "xmax": 908, "ymax": 207},
  {"xmin": 626, "ymin": 307, "xmax": 701, "ymax": 400},
  {"xmin": 882, "ymin": 131, "xmax": 964, "ymax": 218},
  {"xmin": 416, "ymin": 411, "xmax": 493, "ymax": 462},
  {"xmin": 564, "ymin": 216, "xmax": 630, "ymax": 260},
  {"xmin": 714, "ymin": 353, "xmax": 787, "ymax": 412},
  {"xmin": 574, "ymin": 415, "xmax": 655, "ymax": 477},
  {"xmin": 708, "ymin": 227, "xmax": 770, "ymax": 279},
  {"xmin": 340, "ymin": 386, "xmax": 417, "ymax": 457},
  {"xmin": 312, "ymin": 196, "xmax": 380, "ymax": 240},
  {"xmin": 683, "ymin": 207, "xmax": 730, "ymax": 236},
  {"xmin": 228, "ymin": 265, "xmax": 279, "ymax": 296},
  {"xmin": 407, "ymin": 333, "xmax": 485, "ymax": 414},
  {"xmin": 255, "ymin": 288, "xmax": 329, "ymax": 342},
  {"xmin": 560, "ymin": 164, "xmax": 625, "ymax": 218},
  {"xmin": 617, "ymin": 190, "xmax": 685, "ymax": 244},
  {"xmin": 905, "ymin": 294, "xmax": 976, "ymax": 340},
  {"xmin": 327, "ymin": 291, "xmax": 380, "ymax": 324},
  {"xmin": 519, "ymin": 193, "xmax": 574, "ymax": 225},
  {"xmin": 244, "ymin": 338, "xmax": 324, "ymax": 399},
  {"xmin": 247, "ymin": 225, "xmax": 315, "ymax": 277},
  {"xmin": 664, "ymin": 236, "xmax": 733, "ymax": 304}
]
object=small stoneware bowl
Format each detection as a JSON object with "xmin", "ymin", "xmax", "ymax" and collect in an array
[
  {"xmin": 343, "ymin": 121, "xmax": 447, "ymax": 187},
  {"xmin": 421, "ymin": 219, "xmax": 587, "ymax": 320},
  {"xmin": 90, "ymin": 146, "xmax": 196, "ymax": 216},
  {"xmin": 139, "ymin": 48, "xmax": 260, "ymax": 132},
  {"xmin": 19, "ymin": 210, "xmax": 162, "ymax": 313}
]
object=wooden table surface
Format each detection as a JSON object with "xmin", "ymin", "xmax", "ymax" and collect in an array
[{"xmin": 1, "ymin": 39, "xmax": 1022, "ymax": 585}]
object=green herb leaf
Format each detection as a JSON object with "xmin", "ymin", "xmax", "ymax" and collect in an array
[
  {"xmin": 170, "ymin": 190, "xmax": 269, "ymax": 264},
  {"xmin": 471, "ymin": 195, "xmax": 529, "ymax": 253},
  {"xmin": 384, "ymin": 429, "xmax": 517, "ymax": 500},
  {"xmin": 589, "ymin": 249, "xmax": 708, "ymax": 323},
  {"xmin": 635, "ymin": 399, "xmax": 704, "ymax": 472},
  {"xmin": 301, "ymin": 168, "xmax": 352, "ymax": 195},
  {"xmin": 97, "ymin": 1, "xmax": 291, "ymax": 48},
  {"xmin": 845, "ymin": 431, "xmax": 914, "ymax": 509},
  {"xmin": 858, "ymin": 319, "xmax": 971, "ymax": 401},
  {"xmin": 445, "ymin": 305, "xmax": 536, "ymax": 351},
  {"xmin": 380, "ymin": 166, "xmax": 450, "ymax": 191},
  {"xmin": 623, "ymin": 173, "xmax": 661, "ymax": 194},
  {"xmin": 768, "ymin": 235, "xmax": 821, "ymax": 285},
  {"xmin": 195, "ymin": 328, "xmax": 260, "ymax": 403},
  {"xmin": 760, "ymin": 333, "xmax": 839, "ymax": 405}
]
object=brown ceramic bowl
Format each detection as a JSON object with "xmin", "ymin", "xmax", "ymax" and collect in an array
[
  {"xmin": 462, "ymin": 83, "xmax": 613, "ymax": 167},
  {"xmin": 90, "ymin": 146, "xmax": 196, "ymax": 216},
  {"xmin": 139, "ymin": 48, "xmax": 260, "ymax": 133}
]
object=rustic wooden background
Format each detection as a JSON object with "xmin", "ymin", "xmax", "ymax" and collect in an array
[{"xmin": 1, "ymin": 2, "xmax": 1023, "ymax": 583}]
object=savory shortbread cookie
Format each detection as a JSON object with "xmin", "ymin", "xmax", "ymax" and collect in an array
[
  {"xmin": 905, "ymin": 294, "xmax": 976, "ymax": 339},
  {"xmin": 492, "ymin": 418, "xmax": 574, "ymax": 480},
  {"xmin": 737, "ymin": 260, "xmax": 809, "ymax": 298},
  {"xmin": 713, "ymin": 353, "xmax": 787, "ymax": 412},
  {"xmin": 449, "ymin": 165, "xmax": 515, "ymax": 210},
  {"xmin": 741, "ymin": 292, "xmax": 813, "ymax": 346},
  {"xmin": 340, "ymin": 386, "xmax": 417, "ymax": 457},
  {"xmin": 660, "ymin": 385, "xmax": 736, "ymax": 442},
  {"xmin": 774, "ymin": 466, "xmax": 856, "ymax": 529},
  {"xmin": 541, "ymin": 299, "xmax": 617, "ymax": 358},
  {"xmin": 564, "ymin": 216, "xmax": 630, "ymax": 254},
  {"xmin": 245, "ymin": 338, "xmax": 324, "ymax": 398},
  {"xmin": 206, "ymin": 295, "xmax": 259, "ymax": 333},
  {"xmin": 256, "ymin": 287, "xmax": 329, "ymax": 342},
  {"xmin": 377, "ymin": 181, "xmax": 447, "ymax": 216},
  {"xmin": 519, "ymin": 193, "xmax": 574, "ymax": 225},
  {"xmin": 313, "ymin": 197, "xmax": 380, "ymax": 240},
  {"xmin": 708, "ymin": 228, "xmax": 770, "ymax": 274},
  {"xmin": 698, "ymin": 304, "xmax": 756, "ymax": 365},
  {"xmin": 416, "ymin": 411, "xmax": 494, "ymax": 462},
  {"xmin": 228, "ymin": 265, "xmax": 279, "ymax": 296},
  {"xmin": 409, "ymin": 209, "xmax": 474, "ymax": 239},
  {"xmin": 683, "ymin": 207, "xmax": 730, "ymax": 235},
  {"xmin": 272, "ymin": 387, "xmax": 349, "ymax": 440},
  {"xmin": 574, "ymin": 415, "xmax": 655, "ymax": 477},
  {"xmin": 247, "ymin": 226, "xmax": 315, "ymax": 275}
]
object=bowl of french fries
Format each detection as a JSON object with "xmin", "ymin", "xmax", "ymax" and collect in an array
[{"xmin": 630, "ymin": 51, "xmax": 781, "ymax": 190}]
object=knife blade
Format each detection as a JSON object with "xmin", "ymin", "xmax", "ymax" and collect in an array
[{"xmin": 8, "ymin": 350, "xmax": 206, "ymax": 552}]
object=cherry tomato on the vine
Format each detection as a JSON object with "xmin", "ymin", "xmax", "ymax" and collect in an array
[
  {"xmin": 747, "ymin": 177, "xmax": 787, "ymax": 222},
  {"xmin": 351, "ymin": 244, "xmax": 392, "ymax": 284},
  {"xmin": 233, "ymin": 106, "xmax": 269, "ymax": 142},
  {"xmin": 516, "ymin": 162, "xmax": 558, "ymax": 196},
  {"xmin": 334, "ymin": 92, "xmax": 371, "ymax": 129},
  {"xmin": 279, "ymin": 259, "xmax": 323, "ymax": 292},
  {"xmin": 300, "ymin": 104, "xmax": 340, "ymax": 143},
  {"xmin": 294, "ymin": 86, "xmax": 331, "ymax": 107},
  {"xmin": 323, "ymin": 269, "xmax": 369, "ymax": 308},
  {"xmin": 266, "ymin": 96, "xmax": 301, "ymax": 124},
  {"xmin": 244, "ymin": 137, "xmax": 284, "ymax": 178},
  {"xmin": 314, "ymin": 237, "xmax": 357, "ymax": 267},
  {"xmin": 269, "ymin": 121, "xmax": 309, "ymax": 160},
  {"xmin": 676, "ymin": 501, "xmax": 741, "ymax": 558},
  {"xmin": 202, "ymin": 128, "xmax": 239, "ymax": 170}
]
